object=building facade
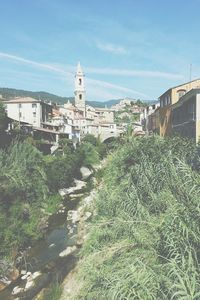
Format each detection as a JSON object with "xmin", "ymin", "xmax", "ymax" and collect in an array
[
  {"xmin": 140, "ymin": 102, "xmax": 160, "ymax": 134},
  {"xmin": 4, "ymin": 97, "xmax": 53, "ymax": 128},
  {"xmin": 171, "ymin": 89, "xmax": 200, "ymax": 143},
  {"xmin": 159, "ymin": 79, "xmax": 200, "ymax": 137}
]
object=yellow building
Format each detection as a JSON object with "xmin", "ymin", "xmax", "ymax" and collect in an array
[
  {"xmin": 171, "ymin": 89, "xmax": 200, "ymax": 143},
  {"xmin": 159, "ymin": 79, "xmax": 200, "ymax": 137}
]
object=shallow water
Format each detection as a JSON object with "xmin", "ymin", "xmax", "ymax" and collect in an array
[{"xmin": 0, "ymin": 195, "xmax": 82, "ymax": 300}]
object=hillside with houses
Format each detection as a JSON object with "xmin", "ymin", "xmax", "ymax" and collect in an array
[
  {"xmin": 0, "ymin": 64, "xmax": 149, "ymax": 154},
  {"xmin": 0, "ymin": 63, "xmax": 122, "ymax": 153}
]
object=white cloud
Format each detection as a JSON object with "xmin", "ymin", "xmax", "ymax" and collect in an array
[
  {"xmin": 0, "ymin": 52, "xmax": 182, "ymax": 81},
  {"xmin": 0, "ymin": 52, "xmax": 71, "ymax": 76},
  {"xmin": 95, "ymin": 40, "xmax": 128, "ymax": 55},
  {"xmin": 87, "ymin": 77, "xmax": 147, "ymax": 97},
  {"xmin": 85, "ymin": 66, "xmax": 184, "ymax": 80},
  {"xmin": 0, "ymin": 52, "xmax": 147, "ymax": 100}
]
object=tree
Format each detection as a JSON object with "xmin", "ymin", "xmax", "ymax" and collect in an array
[
  {"xmin": 58, "ymin": 138, "xmax": 74, "ymax": 156},
  {"xmin": 135, "ymin": 99, "xmax": 146, "ymax": 107},
  {"xmin": 82, "ymin": 134, "xmax": 99, "ymax": 147},
  {"xmin": 77, "ymin": 142, "xmax": 99, "ymax": 167},
  {"xmin": 0, "ymin": 102, "xmax": 8, "ymax": 131}
]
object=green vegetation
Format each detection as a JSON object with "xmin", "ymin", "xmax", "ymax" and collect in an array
[
  {"xmin": 82, "ymin": 134, "xmax": 107, "ymax": 160},
  {"xmin": 114, "ymin": 101, "xmax": 146, "ymax": 125},
  {"xmin": 115, "ymin": 110, "xmax": 140, "ymax": 124},
  {"xmin": 75, "ymin": 136, "xmax": 200, "ymax": 299},
  {"xmin": 0, "ymin": 141, "xmax": 48, "ymax": 257},
  {"xmin": 134, "ymin": 99, "xmax": 147, "ymax": 107},
  {"xmin": 0, "ymin": 102, "xmax": 8, "ymax": 131},
  {"xmin": 0, "ymin": 134, "xmax": 108, "ymax": 261},
  {"xmin": 44, "ymin": 153, "xmax": 81, "ymax": 193},
  {"xmin": 43, "ymin": 284, "xmax": 62, "ymax": 300},
  {"xmin": 0, "ymin": 103, "xmax": 10, "ymax": 148}
]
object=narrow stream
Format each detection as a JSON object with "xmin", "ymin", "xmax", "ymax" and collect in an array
[{"xmin": 0, "ymin": 180, "xmax": 94, "ymax": 300}]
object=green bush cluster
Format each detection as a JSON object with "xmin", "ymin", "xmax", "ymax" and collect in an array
[
  {"xmin": 82, "ymin": 134, "xmax": 107, "ymax": 160},
  {"xmin": 0, "ymin": 102, "xmax": 8, "ymax": 132},
  {"xmin": 0, "ymin": 135, "xmax": 107, "ymax": 260},
  {"xmin": 44, "ymin": 135, "xmax": 103, "ymax": 192},
  {"xmin": 0, "ymin": 141, "xmax": 48, "ymax": 257},
  {"xmin": 76, "ymin": 136, "xmax": 200, "ymax": 299}
]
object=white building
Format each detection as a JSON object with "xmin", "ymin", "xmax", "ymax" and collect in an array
[
  {"xmin": 4, "ymin": 96, "xmax": 80, "ymax": 150},
  {"xmin": 4, "ymin": 97, "xmax": 53, "ymax": 128},
  {"xmin": 51, "ymin": 115, "xmax": 80, "ymax": 142},
  {"xmin": 93, "ymin": 107, "xmax": 114, "ymax": 124},
  {"xmin": 59, "ymin": 104, "xmax": 83, "ymax": 120},
  {"xmin": 140, "ymin": 102, "xmax": 160, "ymax": 132},
  {"xmin": 83, "ymin": 122, "xmax": 117, "ymax": 141},
  {"xmin": 111, "ymin": 98, "xmax": 136, "ymax": 111}
]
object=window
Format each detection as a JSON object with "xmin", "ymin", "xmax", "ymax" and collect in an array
[
  {"xmin": 79, "ymin": 78, "xmax": 82, "ymax": 85},
  {"xmin": 177, "ymin": 89, "xmax": 186, "ymax": 100},
  {"xmin": 19, "ymin": 112, "xmax": 22, "ymax": 118},
  {"xmin": 19, "ymin": 103, "xmax": 22, "ymax": 108},
  {"xmin": 79, "ymin": 94, "xmax": 82, "ymax": 100},
  {"xmin": 33, "ymin": 112, "xmax": 36, "ymax": 117},
  {"xmin": 32, "ymin": 103, "xmax": 37, "ymax": 108},
  {"xmin": 188, "ymin": 102, "xmax": 195, "ymax": 120}
]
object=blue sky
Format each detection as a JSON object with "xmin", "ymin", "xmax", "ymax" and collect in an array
[{"xmin": 0, "ymin": 0, "xmax": 200, "ymax": 101}]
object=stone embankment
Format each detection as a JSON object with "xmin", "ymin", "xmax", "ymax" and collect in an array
[{"xmin": 60, "ymin": 183, "xmax": 98, "ymax": 300}]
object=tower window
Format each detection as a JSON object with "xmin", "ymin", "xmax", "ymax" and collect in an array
[
  {"xmin": 79, "ymin": 78, "xmax": 82, "ymax": 85},
  {"xmin": 79, "ymin": 94, "xmax": 82, "ymax": 100}
]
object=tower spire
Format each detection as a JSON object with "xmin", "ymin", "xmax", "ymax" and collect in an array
[
  {"xmin": 77, "ymin": 61, "xmax": 83, "ymax": 74},
  {"xmin": 74, "ymin": 62, "xmax": 86, "ymax": 117}
]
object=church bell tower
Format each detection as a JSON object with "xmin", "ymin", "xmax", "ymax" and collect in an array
[{"xmin": 74, "ymin": 62, "xmax": 86, "ymax": 117}]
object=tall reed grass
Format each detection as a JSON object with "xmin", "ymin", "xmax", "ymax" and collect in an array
[{"xmin": 75, "ymin": 136, "xmax": 200, "ymax": 299}]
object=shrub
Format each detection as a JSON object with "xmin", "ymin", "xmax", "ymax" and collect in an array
[
  {"xmin": 44, "ymin": 154, "xmax": 81, "ymax": 192},
  {"xmin": 76, "ymin": 136, "xmax": 200, "ymax": 299},
  {"xmin": 0, "ymin": 141, "xmax": 48, "ymax": 257}
]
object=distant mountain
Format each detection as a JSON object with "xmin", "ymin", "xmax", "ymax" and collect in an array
[
  {"xmin": 89, "ymin": 99, "xmax": 157, "ymax": 108},
  {"xmin": 0, "ymin": 87, "xmax": 155, "ymax": 108},
  {"xmin": 0, "ymin": 87, "xmax": 74, "ymax": 105},
  {"xmin": 0, "ymin": 87, "xmax": 120, "ymax": 107},
  {"xmin": 88, "ymin": 99, "xmax": 120, "ymax": 108}
]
